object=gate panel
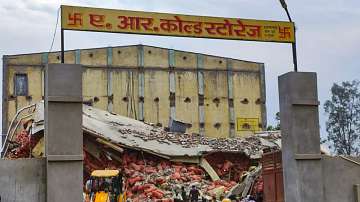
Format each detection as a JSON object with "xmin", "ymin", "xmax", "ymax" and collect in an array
[{"xmin": 262, "ymin": 151, "xmax": 284, "ymax": 202}]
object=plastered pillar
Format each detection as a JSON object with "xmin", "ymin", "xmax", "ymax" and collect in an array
[
  {"xmin": 45, "ymin": 64, "xmax": 83, "ymax": 202},
  {"xmin": 278, "ymin": 72, "xmax": 324, "ymax": 202}
]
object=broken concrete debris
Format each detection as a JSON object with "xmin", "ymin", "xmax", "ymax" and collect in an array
[
  {"xmin": 120, "ymin": 150, "xmax": 241, "ymax": 201},
  {"xmin": 2, "ymin": 102, "xmax": 281, "ymax": 201}
]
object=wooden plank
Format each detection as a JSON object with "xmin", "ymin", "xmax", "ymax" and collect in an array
[
  {"xmin": 200, "ymin": 158, "xmax": 220, "ymax": 181},
  {"xmin": 96, "ymin": 138, "xmax": 124, "ymax": 153}
]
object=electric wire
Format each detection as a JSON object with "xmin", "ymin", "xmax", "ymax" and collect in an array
[{"xmin": 49, "ymin": 7, "xmax": 60, "ymax": 53}]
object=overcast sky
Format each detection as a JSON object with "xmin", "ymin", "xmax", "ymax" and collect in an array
[{"xmin": 1, "ymin": 0, "xmax": 359, "ymax": 143}]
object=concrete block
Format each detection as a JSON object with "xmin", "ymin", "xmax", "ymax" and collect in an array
[{"xmin": 0, "ymin": 159, "xmax": 46, "ymax": 202}]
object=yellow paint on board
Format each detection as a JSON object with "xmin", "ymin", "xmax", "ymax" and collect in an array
[{"xmin": 61, "ymin": 5, "xmax": 295, "ymax": 43}]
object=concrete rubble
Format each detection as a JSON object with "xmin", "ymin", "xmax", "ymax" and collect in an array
[{"xmin": 2, "ymin": 101, "xmax": 282, "ymax": 201}]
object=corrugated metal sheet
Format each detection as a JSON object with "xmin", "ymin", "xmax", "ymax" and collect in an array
[{"xmin": 2, "ymin": 45, "xmax": 265, "ymax": 138}]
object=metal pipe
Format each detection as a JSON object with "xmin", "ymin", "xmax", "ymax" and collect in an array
[
  {"xmin": 1, "ymin": 103, "xmax": 37, "ymax": 151},
  {"xmin": 1, "ymin": 112, "xmax": 35, "ymax": 158}
]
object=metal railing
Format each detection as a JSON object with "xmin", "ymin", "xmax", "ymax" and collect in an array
[{"xmin": 1, "ymin": 104, "xmax": 37, "ymax": 158}]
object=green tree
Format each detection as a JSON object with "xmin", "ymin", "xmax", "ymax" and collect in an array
[
  {"xmin": 266, "ymin": 112, "xmax": 280, "ymax": 131},
  {"xmin": 324, "ymin": 80, "xmax": 360, "ymax": 155}
]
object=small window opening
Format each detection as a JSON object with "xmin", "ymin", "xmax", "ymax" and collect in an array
[{"xmin": 14, "ymin": 74, "xmax": 28, "ymax": 96}]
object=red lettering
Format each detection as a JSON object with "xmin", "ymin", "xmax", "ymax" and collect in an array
[
  {"xmin": 246, "ymin": 25, "xmax": 261, "ymax": 38},
  {"xmin": 160, "ymin": 16, "xmax": 202, "ymax": 34},
  {"xmin": 117, "ymin": 16, "xmax": 139, "ymax": 30},
  {"xmin": 89, "ymin": 14, "xmax": 105, "ymax": 28},
  {"xmin": 233, "ymin": 20, "xmax": 246, "ymax": 37}
]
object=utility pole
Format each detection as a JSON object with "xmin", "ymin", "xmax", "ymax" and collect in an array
[{"xmin": 279, "ymin": 0, "xmax": 298, "ymax": 72}]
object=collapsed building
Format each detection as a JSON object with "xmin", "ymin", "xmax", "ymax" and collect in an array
[
  {"xmin": 1, "ymin": 44, "xmax": 275, "ymax": 201},
  {"xmin": 2, "ymin": 44, "xmax": 266, "ymax": 142},
  {"xmin": 2, "ymin": 101, "xmax": 281, "ymax": 201}
]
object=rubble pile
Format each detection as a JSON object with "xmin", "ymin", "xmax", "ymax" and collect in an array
[
  {"xmin": 120, "ymin": 150, "xmax": 242, "ymax": 201},
  {"xmin": 2, "ymin": 103, "xmax": 280, "ymax": 201},
  {"xmin": 205, "ymin": 152, "xmax": 250, "ymax": 182},
  {"xmin": 81, "ymin": 138, "xmax": 253, "ymax": 201},
  {"xmin": 5, "ymin": 120, "xmax": 42, "ymax": 159},
  {"xmin": 122, "ymin": 125, "xmax": 279, "ymax": 156},
  {"xmin": 78, "ymin": 137, "xmax": 253, "ymax": 200},
  {"xmin": 4, "ymin": 124, "xmax": 270, "ymax": 201}
]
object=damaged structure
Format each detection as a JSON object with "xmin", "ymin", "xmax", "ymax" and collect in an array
[
  {"xmin": 1, "ymin": 63, "xmax": 358, "ymax": 202},
  {"xmin": 2, "ymin": 101, "xmax": 280, "ymax": 201},
  {"xmin": 2, "ymin": 45, "xmax": 266, "ymax": 141}
]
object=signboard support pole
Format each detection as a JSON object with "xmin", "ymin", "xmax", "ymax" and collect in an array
[
  {"xmin": 282, "ymin": 4, "xmax": 298, "ymax": 72},
  {"xmin": 61, "ymin": 29, "xmax": 64, "ymax": 63},
  {"xmin": 286, "ymin": 13, "xmax": 298, "ymax": 72},
  {"xmin": 292, "ymin": 34, "xmax": 298, "ymax": 72}
]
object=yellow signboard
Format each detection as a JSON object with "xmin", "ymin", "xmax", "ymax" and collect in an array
[
  {"xmin": 237, "ymin": 118, "xmax": 260, "ymax": 132},
  {"xmin": 61, "ymin": 5, "xmax": 295, "ymax": 43}
]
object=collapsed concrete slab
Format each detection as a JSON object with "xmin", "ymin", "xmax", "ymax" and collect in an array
[
  {"xmin": 3, "ymin": 101, "xmax": 281, "ymax": 160},
  {"xmin": 2, "ymin": 101, "xmax": 283, "ymax": 201}
]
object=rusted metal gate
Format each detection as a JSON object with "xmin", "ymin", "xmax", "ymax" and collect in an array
[{"xmin": 262, "ymin": 151, "xmax": 284, "ymax": 202}]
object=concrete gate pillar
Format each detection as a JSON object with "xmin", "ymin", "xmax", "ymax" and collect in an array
[
  {"xmin": 45, "ymin": 64, "xmax": 83, "ymax": 202},
  {"xmin": 278, "ymin": 72, "xmax": 324, "ymax": 202}
]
